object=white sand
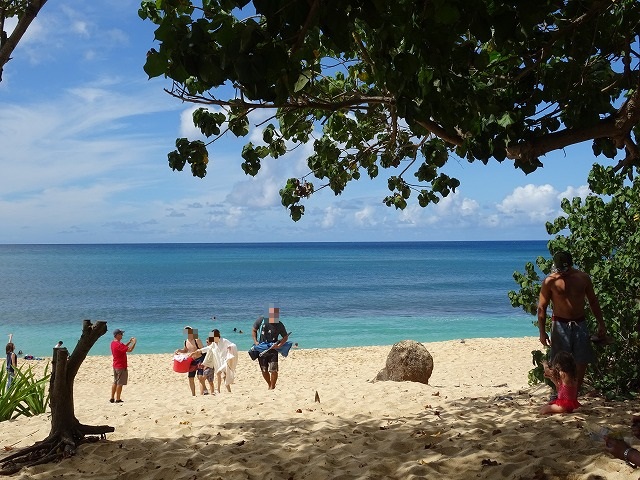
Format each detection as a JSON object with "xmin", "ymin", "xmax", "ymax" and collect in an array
[{"xmin": 1, "ymin": 337, "xmax": 638, "ymax": 479}]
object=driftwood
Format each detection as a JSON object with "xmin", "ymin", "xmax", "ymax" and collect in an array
[{"xmin": 0, "ymin": 320, "xmax": 114, "ymax": 475}]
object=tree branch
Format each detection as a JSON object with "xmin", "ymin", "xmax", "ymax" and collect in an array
[
  {"xmin": 291, "ymin": 0, "xmax": 320, "ymax": 54},
  {"xmin": 0, "ymin": 0, "xmax": 48, "ymax": 82},
  {"xmin": 66, "ymin": 320, "xmax": 107, "ymax": 382},
  {"xmin": 166, "ymin": 84, "xmax": 396, "ymax": 111},
  {"xmin": 415, "ymin": 119, "xmax": 464, "ymax": 147},
  {"xmin": 507, "ymin": 86, "xmax": 640, "ymax": 164}
]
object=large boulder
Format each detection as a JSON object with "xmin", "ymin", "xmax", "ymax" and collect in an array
[{"xmin": 374, "ymin": 340, "xmax": 433, "ymax": 384}]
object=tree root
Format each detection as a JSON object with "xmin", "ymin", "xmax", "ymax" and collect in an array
[{"xmin": 0, "ymin": 424, "xmax": 114, "ymax": 476}]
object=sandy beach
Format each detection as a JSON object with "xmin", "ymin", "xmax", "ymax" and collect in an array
[{"xmin": 1, "ymin": 337, "xmax": 638, "ymax": 479}]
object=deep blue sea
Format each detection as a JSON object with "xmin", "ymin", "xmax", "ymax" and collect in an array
[{"xmin": 0, "ymin": 242, "xmax": 548, "ymax": 357}]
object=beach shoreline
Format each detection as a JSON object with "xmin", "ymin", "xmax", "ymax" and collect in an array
[{"xmin": 1, "ymin": 337, "xmax": 637, "ymax": 479}]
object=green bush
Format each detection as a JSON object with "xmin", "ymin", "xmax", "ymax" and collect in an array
[
  {"xmin": 509, "ymin": 165, "xmax": 640, "ymax": 399},
  {"xmin": 0, "ymin": 363, "xmax": 51, "ymax": 421}
]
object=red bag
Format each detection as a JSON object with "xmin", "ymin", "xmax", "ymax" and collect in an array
[{"xmin": 173, "ymin": 355, "xmax": 192, "ymax": 373}]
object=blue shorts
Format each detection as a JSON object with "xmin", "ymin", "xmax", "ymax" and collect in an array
[{"xmin": 550, "ymin": 319, "xmax": 595, "ymax": 364}]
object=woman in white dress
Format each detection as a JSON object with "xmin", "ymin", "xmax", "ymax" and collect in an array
[{"xmin": 195, "ymin": 329, "xmax": 238, "ymax": 393}]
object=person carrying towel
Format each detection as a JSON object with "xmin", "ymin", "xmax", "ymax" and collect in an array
[{"xmin": 252, "ymin": 305, "xmax": 289, "ymax": 390}]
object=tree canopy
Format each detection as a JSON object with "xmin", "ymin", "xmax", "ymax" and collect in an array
[
  {"xmin": 0, "ymin": 0, "xmax": 49, "ymax": 82},
  {"xmin": 139, "ymin": 0, "xmax": 640, "ymax": 219}
]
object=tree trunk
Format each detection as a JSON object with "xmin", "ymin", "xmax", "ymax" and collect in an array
[{"xmin": 0, "ymin": 320, "xmax": 115, "ymax": 475}]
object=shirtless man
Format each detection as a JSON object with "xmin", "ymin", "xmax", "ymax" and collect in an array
[{"xmin": 538, "ymin": 251, "xmax": 606, "ymax": 392}]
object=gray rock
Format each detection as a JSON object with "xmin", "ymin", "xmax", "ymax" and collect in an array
[{"xmin": 375, "ymin": 340, "xmax": 433, "ymax": 384}]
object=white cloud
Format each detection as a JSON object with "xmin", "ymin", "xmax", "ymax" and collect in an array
[
  {"xmin": 435, "ymin": 193, "xmax": 480, "ymax": 217},
  {"xmin": 485, "ymin": 214, "xmax": 501, "ymax": 227},
  {"xmin": 226, "ymin": 173, "xmax": 281, "ymax": 208},
  {"xmin": 61, "ymin": 6, "xmax": 92, "ymax": 37},
  {"xmin": 0, "ymin": 83, "xmax": 179, "ymax": 198},
  {"xmin": 495, "ymin": 183, "xmax": 590, "ymax": 225},
  {"xmin": 167, "ymin": 209, "xmax": 186, "ymax": 218},
  {"xmin": 320, "ymin": 205, "xmax": 340, "ymax": 228},
  {"xmin": 354, "ymin": 205, "xmax": 378, "ymax": 226},
  {"xmin": 496, "ymin": 184, "xmax": 559, "ymax": 222},
  {"xmin": 0, "ymin": 181, "xmax": 134, "ymax": 239},
  {"xmin": 459, "ymin": 197, "xmax": 480, "ymax": 216},
  {"xmin": 560, "ymin": 184, "xmax": 590, "ymax": 200},
  {"xmin": 105, "ymin": 29, "xmax": 129, "ymax": 46},
  {"xmin": 0, "ymin": 77, "xmax": 191, "ymax": 243},
  {"xmin": 68, "ymin": 86, "xmax": 109, "ymax": 103},
  {"xmin": 398, "ymin": 204, "xmax": 433, "ymax": 226},
  {"xmin": 224, "ymin": 206, "xmax": 244, "ymax": 228},
  {"xmin": 72, "ymin": 21, "xmax": 90, "ymax": 37},
  {"xmin": 395, "ymin": 192, "xmax": 479, "ymax": 227}
]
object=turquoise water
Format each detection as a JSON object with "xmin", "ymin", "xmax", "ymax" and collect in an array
[{"xmin": 0, "ymin": 241, "xmax": 547, "ymax": 357}]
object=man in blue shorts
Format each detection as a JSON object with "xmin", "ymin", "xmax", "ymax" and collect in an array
[
  {"xmin": 252, "ymin": 306, "xmax": 289, "ymax": 390},
  {"xmin": 537, "ymin": 251, "xmax": 606, "ymax": 394}
]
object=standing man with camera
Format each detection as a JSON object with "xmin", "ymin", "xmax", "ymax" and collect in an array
[{"xmin": 110, "ymin": 328, "xmax": 137, "ymax": 403}]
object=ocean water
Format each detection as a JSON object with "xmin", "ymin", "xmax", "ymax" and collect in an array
[{"xmin": 0, "ymin": 242, "xmax": 548, "ymax": 357}]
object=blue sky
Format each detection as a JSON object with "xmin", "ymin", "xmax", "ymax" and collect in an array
[{"xmin": 0, "ymin": 0, "xmax": 607, "ymax": 244}]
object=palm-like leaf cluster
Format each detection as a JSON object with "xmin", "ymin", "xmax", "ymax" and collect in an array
[{"xmin": 0, "ymin": 363, "xmax": 51, "ymax": 421}]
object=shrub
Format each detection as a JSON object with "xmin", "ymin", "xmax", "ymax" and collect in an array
[
  {"xmin": 0, "ymin": 363, "xmax": 51, "ymax": 421},
  {"xmin": 509, "ymin": 165, "xmax": 640, "ymax": 399}
]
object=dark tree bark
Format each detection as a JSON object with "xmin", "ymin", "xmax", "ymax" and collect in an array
[{"xmin": 0, "ymin": 320, "xmax": 115, "ymax": 475}]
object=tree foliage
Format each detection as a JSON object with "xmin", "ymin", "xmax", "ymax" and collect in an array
[
  {"xmin": 509, "ymin": 165, "xmax": 640, "ymax": 398},
  {"xmin": 139, "ymin": 0, "xmax": 640, "ymax": 220},
  {"xmin": 0, "ymin": 0, "xmax": 49, "ymax": 82}
]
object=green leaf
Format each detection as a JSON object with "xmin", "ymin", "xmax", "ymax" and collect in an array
[
  {"xmin": 434, "ymin": 3, "xmax": 460, "ymax": 24},
  {"xmin": 241, "ymin": 143, "xmax": 261, "ymax": 175},
  {"xmin": 294, "ymin": 70, "xmax": 312, "ymax": 92},
  {"xmin": 143, "ymin": 49, "xmax": 169, "ymax": 78},
  {"xmin": 497, "ymin": 112, "xmax": 514, "ymax": 128},
  {"xmin": 193, "ymin": 108, "xmax": 225, "ymax": 137}
]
